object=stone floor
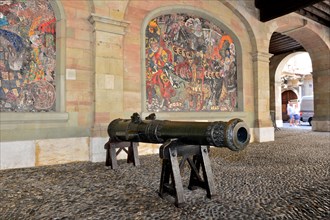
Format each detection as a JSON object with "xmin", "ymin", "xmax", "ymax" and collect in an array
[{"xmin": 0, "ymin": 128, "xmax": 329, "ymax": 219}]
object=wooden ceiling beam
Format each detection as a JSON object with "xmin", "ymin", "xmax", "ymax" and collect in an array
[
  {"xmin": 269, "ymin": 32, "xmax": 305, "ymax": 55},
  {"xmin": 296, "ymin": 7, "xmax": 330, "ymax": 27},
  {"xmin": 314, "ymin": 1, "xmax": 330, "ymax": 14},
  {"xmin": 305, "ymin": 5, "xmax": 330, "ymax": 21},
  {"xmin": 255, "ymin": 0, "xmax": 323, "ymax": 22},
  {"xmin": 269, "ymin": 47, "xmax": 305, "ymax": 55}
]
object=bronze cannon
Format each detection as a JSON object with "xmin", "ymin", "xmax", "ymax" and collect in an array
[
  {"xmin": 106, "ymin": 112, "xmax": 250, "ymax": 207},
  {"xmin": 107, "ymin": 112, "xmax": 250, "ymax": 151}
]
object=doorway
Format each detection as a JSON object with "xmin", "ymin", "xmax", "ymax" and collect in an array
[{"xmin": 282, "ymin": 90, "xmax": 298, "ymax": 122}]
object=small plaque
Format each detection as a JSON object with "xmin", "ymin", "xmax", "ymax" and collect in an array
[
  {"xmin": 66, "ymin": 69, "xmax": 76, "ymax": 80},
  {"xmin": 105, "ymin": 75, "xmax": 115, "ymax": 89}
]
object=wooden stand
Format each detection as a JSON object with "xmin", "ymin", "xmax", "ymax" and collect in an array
[
  {"xmin": 104, "ymin": 140, "xmax": 140, "ymax": 169},
  {"xmin": 158, "ymin": 139, "xmax": 216, "ymax": 207}
]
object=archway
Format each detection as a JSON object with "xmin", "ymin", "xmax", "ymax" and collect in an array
[
  {"xmin": 271, "ymin": 51, "xmax": 312, "ymax": 127},
  {"xmin": 277, "ymin": 27, "xmax": 329, "ymax": 131},
  {"xmin": 281, "ymin": 90, "xmax": 298, "ymax": 122},
  {"xmin": 269, "ymin": 20, "xmax": 329, "ymax": 131}
]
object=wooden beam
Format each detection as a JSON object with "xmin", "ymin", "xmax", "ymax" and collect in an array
[
  {"xmin": 296, "ymin": 7, "xmax": 330, "ymax": 27},
  {"xmin": 255, "ymin": 0, "xmax": 323, "ymax": 22}
]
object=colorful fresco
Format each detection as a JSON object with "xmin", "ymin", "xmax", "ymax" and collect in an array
[
  {"xmin": 146, "ymin": 14, "xmax": 238, "ymax": 112},
  {"xmin": 0, "ymin": 0, "xmax": 56, "ymax": 112}
]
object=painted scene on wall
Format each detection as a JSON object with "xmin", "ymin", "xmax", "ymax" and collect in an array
[
  {"xmin": 146, "ymin": 13, "xmax": 238, "ymax": 112},
  {"xmin": 0, "ymin": 0, "xmax": 56, "ymax": 112}
]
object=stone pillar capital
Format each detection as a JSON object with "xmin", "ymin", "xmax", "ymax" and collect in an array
[
  {"xmin": 251, "ymin": 51, "xmax": 273, "ymax": 63},
  {"xmin": 88, "ymin": 13, "xmax": 130, "ymax": 35}
]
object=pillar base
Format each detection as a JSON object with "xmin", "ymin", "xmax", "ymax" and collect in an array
[
  {"xmin": 312, "ymin": 120, "xmax": 330, "ymax": 132},
  {"xmin": 252, "ymin": 127, "xmax": 275, "ymax": 142},
  {"xmin": 276, "ymin": 120, "xmax": 283, "ymax": 127}
]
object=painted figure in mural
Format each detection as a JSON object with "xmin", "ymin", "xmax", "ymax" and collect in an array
[
  {"xmin": 0, "ymin": 29, "xmax": 27, "ymax": 106},
  {"xmin": 0, "ymin": 0, "xmax": 56, "ymax": 112},
  {"xmin": 146, "ymin": 13, "xmax": 238, "ymax": 112},
  {"xmin": 185, "ymin": 18, "xmax": 208, "ymax": 53},
  {"xmin": 0, "ymin": 29, "xmax": 25, "ymax": 71},
  {"xmin": 147, "ymin": 19, "xmax": 161, "ymax": 42},
  {"xmin": 146, "ymin": 37, "xmax": 176, "ymax": 109},
  {"xmin": 0, "ymin": 12, "xmax": 9, "ymax": 27}
]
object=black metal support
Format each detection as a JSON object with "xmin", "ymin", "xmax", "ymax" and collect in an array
[
  {"xmin": 158, "ymin": 139, "xmax": 216, "ymax": 207},
  {"xmin": 270, "ymin": 110, "xmax": 280, "ymax": 131},
  {"xmin": 104, "ymin": 139, "xmax": 140, "ymax": 169}
]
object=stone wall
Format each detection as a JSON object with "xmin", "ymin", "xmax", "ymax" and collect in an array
[{"xmin": 0, "ymin": 0, "xmax": 329, "ymax": 169}]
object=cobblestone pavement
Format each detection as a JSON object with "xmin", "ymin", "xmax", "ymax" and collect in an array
[{"xmin": 1, "ymin": 128, "xmax": 329, "ymax": 219}]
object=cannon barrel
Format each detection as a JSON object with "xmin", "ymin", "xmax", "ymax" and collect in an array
[{"xmin": 107, "ymin": 113, "xmax": 250, "ymax": 151}]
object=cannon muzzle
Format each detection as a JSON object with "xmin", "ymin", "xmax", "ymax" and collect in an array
[{"xmin": 107, "ymin": 113, "xmax": 250, "ymax": 151}]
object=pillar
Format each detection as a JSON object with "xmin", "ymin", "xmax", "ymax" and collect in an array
[
  {"xmin": 88, "ymin": 14, "xmax": 130, "ymax": 137},
  {"xmin": 274, "ymin": 78, "xmax": 283, "ymax": 127},
  {"xmin": 312, "ymin": 69, "xmax": 330, "ymax": 131},
  {"xmin": 252, "ymin": 52, "xmax": 275, "ymax": 142},
  {"xmin": 88, "ymin": 14, "xmax": 129, "ymax": 162}
]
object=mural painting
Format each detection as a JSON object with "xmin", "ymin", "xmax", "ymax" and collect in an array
[
  {"xmin": 146, "ymin": 14, "xmax": 238, "ymax": 112},
  {"xmin": 0, "ymin": 0, "xmax": 56, "ymax": 112}
]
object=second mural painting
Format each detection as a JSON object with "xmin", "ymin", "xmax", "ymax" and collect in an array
[{"xmin": 146, "ymin": 13, "xmax": 238, "ymax": 112}]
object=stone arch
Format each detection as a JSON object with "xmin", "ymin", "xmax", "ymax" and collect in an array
[
  {"xmin": 274, "ymin": 52, "xmax": 308, "ymax": 85},
  {"xmin": 49, "ymin": 0, "xmax": 66, "ymax": 112},
  {"xmin": 223, "ymin": 1, "xmax": 276, "ymax": 140},
  {"xmin": 282, "ymin": 88, "xmax": 299, "ymax": 98},
  {"xmin": 140, "ymin": 6, "xmax": 246, "ymax": 114},
  {"xmin": 290, "ymin": 28, "xmax": 329, "ymax": 131},
  {"xmin": 221, "ymin": 1, "xmax": 258, "ymax": 54},
  {"xmin": 124, "ymin": 1, "xmax": 255, "ymax": 119},
  {"xmin": 271, "ymin": 52, "xmax": 311, "ymax": 126},
  {"xmin": 270, "ymin": 17, "xmax": 329, "ymax": 131},
  {"xmin": 281, "ymin": 89, "xmax": 299, "ymax": 122}
]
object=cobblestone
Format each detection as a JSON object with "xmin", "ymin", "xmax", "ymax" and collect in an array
[{"xmin": 0, "ymin": 128, "xmax": 329, "ymax": 219}]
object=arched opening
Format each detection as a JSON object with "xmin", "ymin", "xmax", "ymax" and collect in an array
[
  {"xmin": 270, "ymin": 23, "xmax": 329, "ymax": 131},
  {"xmin": 281, "ymin": 53, "xmax": 313, "ymax": 98},
  {"xmin": 272, "ymin": 52, "xmax": 313, "ymax": 126},
  {"xmin": 280, "ymin": 52, "xmax": 313, "ymax": 123},
  {"xmin": 281, "ymin": 90, "xmax": 298, "ymax": 122}
]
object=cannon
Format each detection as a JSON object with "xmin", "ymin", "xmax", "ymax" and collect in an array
[
  {"xmin": 105, "ymin": 113, "xmax": 250, "ymax": 207},
  {"xmin": 107, "ymin": 112, "xmax": 250, "ymax": 151}
]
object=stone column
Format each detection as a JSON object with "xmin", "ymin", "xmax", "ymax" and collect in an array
[
  {"xmin": 274, "ymin": 78, "xmax": 283, "ymax": 127},
  {"xmin": 312, "ymin": 69, "xmax": 330, "ymax": 131},
  {"xmin": 252, "ymin": 52, "xmax": 274, "ymax": 142},
  {"xmin": 88, "ymin": 14, "xmax": 130, "ymax": 137}
]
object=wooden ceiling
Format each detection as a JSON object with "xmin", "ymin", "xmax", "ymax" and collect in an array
[
  {"xmin": 269, "ymin": 32, "xmax": 304, "ymax": 55},
  {"xmin": 255, "ymin": 0, "xmax": 330, "ymax": 55}
]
